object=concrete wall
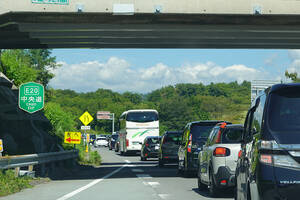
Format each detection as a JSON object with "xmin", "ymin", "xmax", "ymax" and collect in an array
[{"xmin": 1, "ymin": 0, "xmax": 300, "ymax": 15}]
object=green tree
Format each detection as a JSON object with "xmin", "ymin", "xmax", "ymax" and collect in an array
[
  {"xmin": 24, "ymin": 49, "xmax": 60, "ymax": 87},
  {"xmin": 285, "ymin": 70, "xmax": 300, "ymax": 82},
  {"xmin": 0, "ymin": 50, "xmax": 38, "ymax": 86}
]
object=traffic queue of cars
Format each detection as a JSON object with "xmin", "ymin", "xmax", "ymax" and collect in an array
[{"xmin": 101, "ymin": 83, "xmax": 300, "ymax": 200}]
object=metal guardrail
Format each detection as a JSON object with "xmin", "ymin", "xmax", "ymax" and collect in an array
[{"xmin": 0, "ymin": 150, "xmax": 78, "ymax": 170}]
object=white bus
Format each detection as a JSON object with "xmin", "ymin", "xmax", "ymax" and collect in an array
[{"xmin": 119, "ymin": 109, "xmax": 159, "ymax": 155}]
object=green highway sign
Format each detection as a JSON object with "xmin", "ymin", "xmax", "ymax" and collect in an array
[
  {"xmin": 32, "ymin": 0, "xmax": 69, "ymax": 5},
  {"xmin": 19, "ymin": 82, "xmax": 44, "ymax": 114}
]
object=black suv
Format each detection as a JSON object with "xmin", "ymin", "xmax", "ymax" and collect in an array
[
  {"xmin": 235, "ymin": 83, "xmax": 300, "ymax": 200},
  {"xmin": 108, "ymin": 134, "xmax": 118, "ymax": 150},
  {"xmin": 140, "ymin": 136, "xmax": 161, "ymax": 161},
  {"xmin": 178, "ymin": 120, "xmax": 228, "ymax": 176},
  {"xmin": 159, "ymin": 131, "xmax": 183, "ymax": 167}
]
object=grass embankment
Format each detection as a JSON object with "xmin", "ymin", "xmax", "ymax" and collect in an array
[
  {"xmin": 77, "ymin": 143, "xmax": 102, "ymax": 166},
  {"xmin": 0, "ymin": 170, "xmax": 33, "ymax": 197}
]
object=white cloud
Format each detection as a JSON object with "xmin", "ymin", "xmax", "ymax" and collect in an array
[
  {"xmin": 287, "ymin": 50, "xmax": 300, "ymax": 74},
  {"xmin": 49, "ymin": 57, "xmax": 267, "ymax": 93}
]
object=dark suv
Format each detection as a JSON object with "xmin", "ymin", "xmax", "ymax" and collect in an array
[
  {"xmin": 235, "ymin": 83, "xmax": 300, "ymax": 200},
  {"xmin": 140, "ymin": 136, "xmax": 161, "ymax": 161},
  {"xmin": 178, "ymin": 120, "xmax": 229, "ymax": 176},
  {"xmin": 108, "ymin": 134, "xmax": 118, "ymax": 150},
  {"xmin": 159, "ymin": 131, "xmax": 183, "ymax": 167}
]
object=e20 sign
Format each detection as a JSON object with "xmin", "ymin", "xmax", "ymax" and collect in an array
[{"xmin": 19, "ymin": 82, "xmax": 44, "ymax": 114}]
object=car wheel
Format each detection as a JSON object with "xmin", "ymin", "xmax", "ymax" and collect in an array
[
  {"xmin": 158, "ymin": 159, "xmax": 164, "ymax": 168},
  {"xmin": 209, "ymin": 170, "xmax": 220, "ymax": 197},
  {"xmin": 197, "ymin": 169, "xmax": 207, "ymax": 191}
]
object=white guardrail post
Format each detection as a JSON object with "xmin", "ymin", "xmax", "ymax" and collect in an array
[{"xmin": 0, "ymin": 150, "xmax": 78, "ymax": 176}]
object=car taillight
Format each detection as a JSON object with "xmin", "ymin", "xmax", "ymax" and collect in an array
[
  {"xmin": 238, "ymin": 150, "xmax": 242, "ymax": 158},
  {"xmin": 187, "ymin": 140, "xmax": 192, "ymax": 153},
  {"xmin": 215, "ymin": 130, "xmax": 222, "ymax": 143},
  {"xmin": 126, "ymin": 139, "xmax": 129, "ymax": 147},
  {"xmin": 213, "ymin": 147, "xmax": 230, "ymax": 157},
  {"xmin": 145, "ymin": 143, "xmax": 149, "ymax": 147},
  {"xmin": 260, "ymin": 154, "xmax": 272, "ymax": 164}
]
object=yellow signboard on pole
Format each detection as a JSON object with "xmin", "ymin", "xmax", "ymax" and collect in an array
[
  {"xmin": 0, "ymin": 139, "xmax": 3, "ymax": 153},
  {"xmin": 79, "ymin": 111, "xmax": 94, "ymax": 126},
  {"xmin": 64, "ymin": 132, "xmax": 82, "ymax": 144}
]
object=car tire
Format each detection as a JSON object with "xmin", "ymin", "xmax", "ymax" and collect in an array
[
  {"xmin": 197, "ymin": 171, "xmax": 207, "ymax": 191},
  {"xmin": 158, "ymin": 159, "xmax": 164, "ymax": 168},
  {"xmin": 209, "ymin": 170, "xmax": 220, "ymax": 197}
]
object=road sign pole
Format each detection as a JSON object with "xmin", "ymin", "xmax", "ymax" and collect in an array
[{"xmin": 112, "ymin": 113, "xmax": 115, "ymax": 134}]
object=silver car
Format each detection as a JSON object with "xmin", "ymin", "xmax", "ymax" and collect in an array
[{"xmin": 197, "ymin": 123, "xmax": 243, "ymax": 197}]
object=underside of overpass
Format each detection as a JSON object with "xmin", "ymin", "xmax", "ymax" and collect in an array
[{"xmin": 2, "ymin": 0, "xmax": 300, "ymax": 49}]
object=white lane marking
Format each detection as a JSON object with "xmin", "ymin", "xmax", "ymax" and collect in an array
[
  {"xmin": 136, "ymin": 174, "xmax": 152, "ymax": 179},
  {"xmin": 131, "ymin": 168, "xmax": 144, "ymax": 173},
  {"xmin": 124, "ymin": 159, "xmax": 131, "ymax": 163},
  {"xmin": 56, "ymin": 164, "xmax": 128, "ymax": 200},
  {"xmin": 147, "ymin": 182, "xmax": 160, "ymax": 187},
  {"xmin": 143, "ymin": 181, "xmax": 148, "ymax": 186},
  {"xmin": 158, "ymin": 194, "xmax": 171, "ymax": 199}
]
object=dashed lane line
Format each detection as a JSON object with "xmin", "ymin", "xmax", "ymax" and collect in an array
[{"xmin": 136, "ymin": 174, "xmax": 152, "ymax": 179}]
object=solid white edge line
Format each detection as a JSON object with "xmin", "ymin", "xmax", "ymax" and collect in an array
[{"xmin": 56, "ymin": 164, "xmax": 128, "ymax": 200}]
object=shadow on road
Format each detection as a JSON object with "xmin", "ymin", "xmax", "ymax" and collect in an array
[{"xmin": 192, "ymin": 188, "xmax": 234, "ymax": 199}]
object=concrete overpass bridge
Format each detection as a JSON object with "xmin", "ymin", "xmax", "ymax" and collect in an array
[{"xmin": 1, "ymin": 0, "xmax": 300, "ymax": 49}]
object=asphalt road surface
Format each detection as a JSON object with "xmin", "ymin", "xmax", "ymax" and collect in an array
[{"xmin": 1, "ymin": 148, "xmax": 234, "ymax": 200}]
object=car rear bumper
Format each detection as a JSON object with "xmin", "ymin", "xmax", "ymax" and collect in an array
[
  {"xmin": 214, "ymin": 166, "xmax": 235, "ymax": 187},
  {"xmin": 161, "ymin": 155, "xmax": 178, "ymax": 163}
]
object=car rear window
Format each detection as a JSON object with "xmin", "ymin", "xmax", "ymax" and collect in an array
[
  {"xmin": 164, "ymin": 134, "xmax": 181, "ymax": 144},
  {"xmin": 222, "ymin": 128, "xmax": 243, "ymax": 143},
  {"xmin": 268, "ymin": 87, "xmax": 300, "ymax": 132},
  {"xmin": 147, "ymin": 137, "xmax": 160, "ymax": 144},
  {"xmin": 190, "ymin": 124, "xmax": 215, "ymax": 141}
]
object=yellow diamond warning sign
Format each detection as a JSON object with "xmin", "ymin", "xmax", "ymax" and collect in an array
[
  {"xmin": 64, "ymin": 132, "xmax": 82, "ymax": 144},
  {"xmin": 79, "ymin": 111, "xmax": 93, "ymax": 126}
]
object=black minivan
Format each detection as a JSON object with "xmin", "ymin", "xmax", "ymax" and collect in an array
[
  {"xmin": 159, "ymin": 131, "xmax": 183, "ymax": 167},
  {"xmin": 178, "ymin": 120, "xmax": 227, "ymax": 176},
  {"xmin": 235, "ymin": 83, "xmax": 300, "ymax": 200}
]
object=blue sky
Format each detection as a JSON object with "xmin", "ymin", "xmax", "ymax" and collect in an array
[{"xmin": 49, "ymin": 49, "xmax": 297, "ymax": 93}]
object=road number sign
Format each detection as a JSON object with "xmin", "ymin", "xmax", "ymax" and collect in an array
[
  {"xmin": 19, "ymin": 82, "xmax": 44, "ymax": 114},
  {"xmin": 0, "ymin": 139, "xmax": 3, "ymax": 153},
  {"xmin": 79, "ymin": 111, "xmax": 94, "ymax": 126},
  {"xmin": 64, "ymin": 132, "xmax": 81, "ymax": 144}
]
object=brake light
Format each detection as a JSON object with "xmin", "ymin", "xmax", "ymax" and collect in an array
[
  {"xmin": 145, "ymin": 143, "xmax": 149, "ymax": 147},
  {"xmin": 220, "ymin": 180, "xmax": 227, "ymax": 185},
  {"xmin": 260, "ymin": 154, "xmax": 272, "ymax": 164},
  {"xmin": 126, "ymin": 139, "xmax": 129, "ymax": 147},
  {"xmin": 164, "ymin": 156, "xmax": 169, "ymax": 159},
  {"xmin": 213, "ymin": 147, "xmax": 229, "ymax": 157},
  {"xmin": 219, "ymin": 122, "xmax": 227, "ymax": 128},
  {"xmin": 187, "ymin": 141, "xmax": 192, "ymax": 153},
  {"xmin": 145, "ymin": 153, "xmax": 148, "ymax": 157},
  {"xmin": 238, "ymin": 150, "xmax": 242, "ymax": 158},
  {"xmin": 215, "ymin": 130, "xmax": 222, "ymax": 143}
]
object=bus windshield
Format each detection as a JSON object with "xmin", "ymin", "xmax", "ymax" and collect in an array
[{"xmin": 126, "ymin": 112, "xmax": 158, "ymax": 123}]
